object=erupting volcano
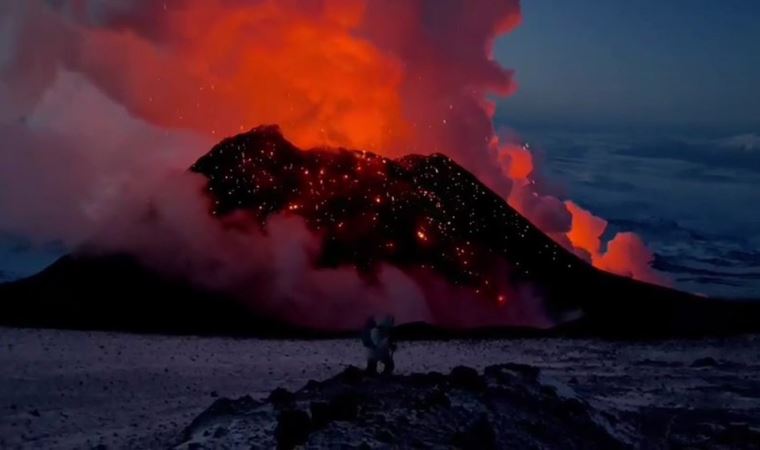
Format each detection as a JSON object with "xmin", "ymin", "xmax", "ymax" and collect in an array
[
  {"xmin": 4, "ymin": 125, "xmax": 760, "ymax": 337},
  {"xmin": 192, "ymin": 125, "xmax": 581, "ymax": 309},
  {"xmin": 2, "ymin": 0, "xmax": 759, "ymax": 337}
]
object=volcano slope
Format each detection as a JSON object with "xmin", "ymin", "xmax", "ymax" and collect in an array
[{"xmin": 1, "ymin": 125, "xmax": 759, "ymax": 337}]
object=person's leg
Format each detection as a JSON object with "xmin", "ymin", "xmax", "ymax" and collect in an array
[
  {"xmin": 381, "ymin": 353, "xmax": 394, "ymax": 375},
  {"xmin": 366, "ymin": 356, "xmax": 379, "ymax": 375}
]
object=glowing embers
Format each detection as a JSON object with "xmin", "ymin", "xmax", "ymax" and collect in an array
[{"xmin": 191, "ymin": 126, "xmax": 583, "ymax": 306}]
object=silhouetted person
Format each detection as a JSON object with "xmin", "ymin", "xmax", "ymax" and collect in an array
[{"xmin": 361, "ymin": 315, "xmax": 396, "ymax": 375}]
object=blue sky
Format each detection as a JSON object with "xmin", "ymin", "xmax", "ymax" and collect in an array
[{"xmin": 494, "ymin": 0, "xmax": 760, "ymax": 132}]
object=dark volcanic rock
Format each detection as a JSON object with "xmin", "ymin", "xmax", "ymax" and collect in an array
[
  {"xmin": 715, "ymin": 423, "xmax": 760, "ymax": 448},
  {"xmin": 484, "ymin": 362, "xmax": 541, "ymax": 382},
  {"xmin": 275, "ymin": 409, "xmax": 311, "ymax": 450},
  {"xmin": 212, "ymin": 426, "xmax": 228, "ymax": 439},
  {"xmin": 415, "ymin": 387, "xmax": 450, "ymax": 410},
  {"xmin": 268, "ymin": 387, "xmax": 295, "ymax": 406},
  {"xmin": 638, "ymin": 408, "xmax": 760, "ymax": 450},
  {"xmin": 180, "ymin": 395, "xmax": 260, "ymax": 443},
  {"xmin": 692, "ymin": 357, "xmax": 719, "ymax": 368},
  {"xmin": 176, "ymin": 364, "xmax": 628, "ymax": 449},
  {"xmin": 449, "ymin": 366, "xmax": 485, "ymax": 390},
  {"xmin": 337, "ymin": 365, "xmax": 365, "ymax": 385},
  {"xmin": 326, "ymin": 392, "xmax": 360, "ymax": 421},
  {"xmin": 308, "ymin": 401, "xmax": 331, "ymax": 429},
  {"xmin": 452, "ymin": 414, "xmax": 497, "ymax": 450}
]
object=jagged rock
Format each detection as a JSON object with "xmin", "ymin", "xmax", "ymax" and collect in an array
[
  {"xmin": 179, "ymin": 395, "xmax": 259, "ymax": 442},
  {"xmin": 275, "ymin": 409, "xmax": 311, "ymax": 450},
  {"xmin": 408, "ymin": 371, "xmax": 446, "ymax": 387},
  {"xmin": 176, "ymin": 363, "xmax": 629, "ymax": 449},
  {"xmin": 309, "ymin": 401, "xmax": 331, "ymax": 429},
  {"xmin": 449, "ymin": 366, "xmax": 485, "ymax": 390},
  {"xmin": 692, "ymin": 357, "xmax": 719, "ymax": 368},
  {"xmin": 268, "ymin": 387, "xmax": 295, "ymax": 406},
  {"xmin": 304, "ymin": 379, "xmax": 321, "ymax": 391},
  {"xmin": 485, "ymin": 363, "xmax": 541, "ymax": 382},
  {"xmin": 561, "ymin": 398, "xmax": 591, "ymax": 420},
  {"xmin": 375, "ymin": 428, "xmax": 395, "ymax": 443},
  {"xmin": 714, "ymin": 423, "xmax": 760, "ymax": 448},
  {"xmin": 452, "ymin": 414, "xmax": 497, "ymax": 450},
  {"xmin": 416, "ymin": 388, "xmax": 450, "ymax": 410},
  {"xmin": 327, "ymin": 392, "xmax": 360, "ymax": 421},
  {"xmin": 338, "ymin": 365, "xmax": 365, "ymax": 385}
]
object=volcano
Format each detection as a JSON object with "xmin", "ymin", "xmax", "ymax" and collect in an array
[
  {"xmin": 191, "ymin": 125, "xmax": 583, "ymax": 310},
  {"xmin": 1, "ymin": 125, "xmax": 759, "ymax": 337}
]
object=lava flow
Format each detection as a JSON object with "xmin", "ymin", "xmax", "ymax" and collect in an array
[{"xmin": 191, "ymin": 125, "xmax": 590, "ymax": 312}]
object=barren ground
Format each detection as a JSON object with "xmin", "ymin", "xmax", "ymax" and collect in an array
[{"xmin": 1, "ymin": 327, "xmax": 760, "ymax": 449}]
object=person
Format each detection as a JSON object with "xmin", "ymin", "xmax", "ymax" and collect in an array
[{"xmin": 361, "ymin": 315, "xmax": 396, "ymax": 375}]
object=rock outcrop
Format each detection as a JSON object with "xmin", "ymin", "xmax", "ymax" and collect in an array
[{"xmin": 176, "ymin": 364, "xmax": 627, "ymax": 449}]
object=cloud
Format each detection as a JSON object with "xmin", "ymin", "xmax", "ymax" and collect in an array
[
  {"xmin": 615, "ymin": 135, "xmax": 760, "ymax": 172},
  {"xmin": 719, "ymin": 133, "xmax": 760, "ymax": 152}
]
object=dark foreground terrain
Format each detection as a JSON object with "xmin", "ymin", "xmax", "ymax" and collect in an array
[
  {"xmin": 2, "ymin": 328, "xmax": 760, "ymax": 449},
  {"xmin": 179, "ymin": 363, "xmax": 760, "ymax": 450},
  {"xmin": 179, "ymin": 364, "xmax": 625, "ymax": 449}
]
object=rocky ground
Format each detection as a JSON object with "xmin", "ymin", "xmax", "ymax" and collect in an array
[
  {"xmin": 177, "ymin": 364, "xmax": 625, "ymax": 449},
  {"xmin": 2, "ymin": 327, "xmax": 760, "ymax": 449},
  {"xmin": 177, "ymin": 364, "xmax": 760, "ymax": 449}
]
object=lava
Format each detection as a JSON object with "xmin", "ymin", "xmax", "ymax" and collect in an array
[{"xmin": 191, "ymin": 125, "xmax": 587, "ymax": 309}]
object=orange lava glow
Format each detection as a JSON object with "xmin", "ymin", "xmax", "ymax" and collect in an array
[
  {"xmin": 78, "ymin": 0, "xmax": 408, "ymax": 152},
  {"xmin": 565, "ymin": 201, "xmax": 607, "ymax": 258},
  {"xmin": 498, "ymin": 143, "xmax": 534, "ymax": 181},
  {"xmin": 566, "ymin": 202, "xmax": 665, "ymax": 285}
]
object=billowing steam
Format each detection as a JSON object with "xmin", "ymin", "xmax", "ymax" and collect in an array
[
  {"xmin": 88, "ymin": 169, "xmax": 552, "ymax": 330},
  {"xmin": 0, "ymin": 0, "xmax": 663, "ymax": 329}
]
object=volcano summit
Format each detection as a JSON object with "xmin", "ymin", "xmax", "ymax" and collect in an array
[
  {"xmin": 191, "ymin": 125, "xmax": 581, "ymax": 309},
  {"xmin": 1, "ymin": 126, "xmax": 759, "ymax": 337}
]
